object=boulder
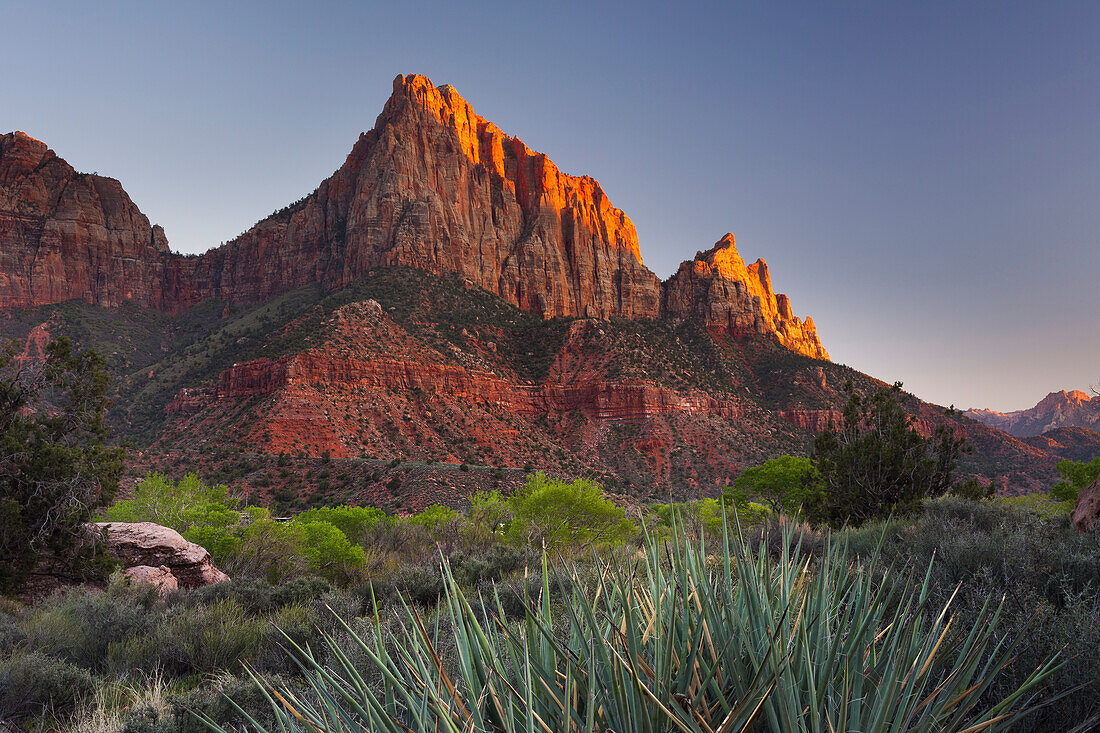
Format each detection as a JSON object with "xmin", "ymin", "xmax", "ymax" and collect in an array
[
  {"xmin": 1071, "ymin": 476, "xmax": 1100, "ymax": 533},
  {"xmin": 95, "ymin": 522, "xmax": 229, "ymax": 587},
  {"xmin": 124, "ymin": 565, "xmax": 179, "ymax": 597}
]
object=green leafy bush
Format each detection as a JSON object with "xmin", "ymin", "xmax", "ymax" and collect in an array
[
  {"xmin": 103, "ymin": 473, "xmax": 238, "ymax": 532},
  {"xmin": 508, "ymin": 472, "xmax": 634, "ymax": 548},
  {"xmin": 651, "ymin": 497, "xmax": 735, "ymax": 537},
  {"xmin": 296, "ymin": 505, "xmax": 386, "ymax": 543},
  {"xmin": 1052, "ymin": 456, "xmax": 1100, "ymax": 501},
  {"xmin": 730, "ymin": 455, "xmax": 819, "ymax": 515}
]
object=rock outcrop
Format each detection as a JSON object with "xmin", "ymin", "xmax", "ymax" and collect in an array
[
  {"xmin": 0, "ymin": 74, "xmax": 824, "ymax": 360},
  {"xmin": 967, "ymin": 390, "xmax": 1099, "ymax": 437},
  {"xmin": 124, "ymin": 565, "xmax": 180, "ymax": 597},
  {"xmin": 95, "ymin": 521, "xmax": 229, "ymax": 587},
  {"xmin": 1071, "ymin": 475, "xmax": 1100, "ymax": 533},
  {"xmin": 664, "ymin": 234, "xmax": 827, "ymax": 360},
  {"xmin": 0, "ymin": 131, "xmax": 172, "ymax": 310}
]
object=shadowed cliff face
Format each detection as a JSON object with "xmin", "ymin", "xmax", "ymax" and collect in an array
[
  {"xmin": 0, "ymin": 132, "xmax": 170, "ymax": 309},
  {"xmin": 0, "ymin": 74, "xmax": 826, "ymax": 360}
]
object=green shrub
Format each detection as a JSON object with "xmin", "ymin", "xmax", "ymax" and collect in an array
[
  {"xmin": 183, "ymin": 576, "xmax": 331, "ymax": 614},
  {"xmin": 0, "ymin": 649, "xmax": 96, "ymax": 721},
  {"xmin": 410, "ymin": 504, "xmax": 458, "ymax": 533},
  {"xmin": 1052, "ymin": 457, "xmax": 1100, "ymax": 501},
  {"xmin": 162, "ymin": 599, "xmax": 264, "ymax": 675},
  {"xmin": 21, "ymin": 584, "xmax": 154, "ymax": 672},
  {"xmin": 0, "ymin": 611, "xmax": 25, "ymax": 656},
  {"xmin": 394, "ymin": 564, "xmax": 445, "ymax": 607},
  {"xmin": 730, "ymin": 455, "xmax": 819, "ymax": 515},
  {"xmin": 811, "ymin": 381, "xmax": 968, "ymax": 526},
  {"xmin": 258, "ymin": 602, "xmax": 323, "ymax": 674},
  {"xmin": 296, "ymin": 505, "xmax": 386, "ymax": 543},
  {"xmin": 103, "ymin": 473, "xmax": 238, "ymax": 532},
  {"xmin": 450, "ymin": 544, "xmax": 525, "ymax": 586},
  {"xmin": 850, "ymin": 496, "xmax": 1100, "ymax": 729},
  {"xmin": 0, "ymin": 337, "xmax": 124, "ymax": 593},
  {"xmin": 121, "ymin": 673, "xmax": 289, "ymax": 733},
  {"xmin": 508, "ymin": 472, "xmax": 634, "ymax": 548}
]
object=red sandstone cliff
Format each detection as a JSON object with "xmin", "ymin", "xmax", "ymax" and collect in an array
[
  {"xmin": 182, "ymin": 74, "xmax": 662, "ymax": 319},
  {"xmin": 0, "ymin": 132, "xmax": 171, "ymax": 309},
  {"xmin": 0, "ymin": 74, "xmax": 825, "ymax": 359}
]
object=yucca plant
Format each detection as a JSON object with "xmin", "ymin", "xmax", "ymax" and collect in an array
[{"xmin": 199, "ymin": 519, "xmax": 1065, "ymax": 732}]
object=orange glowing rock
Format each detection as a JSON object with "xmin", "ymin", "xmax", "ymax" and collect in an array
[
  {"xmin": 0, "ymin": 75, "xmax": 826, "ymax": 361},
  {"xmin": 663, "ymin": 234, "xmax": 828, "ymax": 360}
]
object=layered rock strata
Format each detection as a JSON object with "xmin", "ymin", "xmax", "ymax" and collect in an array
[{"xmin": 177, "ymin": 353, "xmax": 743, "ymax": 423}]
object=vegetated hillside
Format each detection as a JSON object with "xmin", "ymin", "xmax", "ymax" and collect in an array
[
  {"xmin": 1, "ymin": 266, "xmax": 1059, "ymax": 505},
  {"xmin": 1023, "ymin": 426, "xmax": 1100, "ymax": 462}
]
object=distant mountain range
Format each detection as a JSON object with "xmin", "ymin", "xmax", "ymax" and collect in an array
[
  {"xmin": 0, "ymin": 74, "xmax": 1075, "ymax": 505},
  {"xmin": 967, "ymin": 390, "xmax": 1100, "ymax": 437}
]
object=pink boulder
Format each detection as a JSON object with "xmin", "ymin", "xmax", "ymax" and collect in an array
[
  {"xmin": 95, "ymin": 522, "xmax": 230, "ymax": 587},
  {"xmin": 124, "ymin": 565, "xmax": 179, "ymax": 597}
]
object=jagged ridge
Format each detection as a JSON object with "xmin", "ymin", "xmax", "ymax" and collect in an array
[
  {"xmin": 967, "ymin": 390, "xmax": 1099, "ymax": 437},
  {"xmin": 0, "ymin": 74, "xmax": 825, "ymax": 359}
]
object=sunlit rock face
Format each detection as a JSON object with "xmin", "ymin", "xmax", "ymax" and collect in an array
[
  {"xmin": 185, "ymin": 73, "xmax": 662, "ymax": 317},
  {"xmin": 0, "ymin": 75, "xmax": 825, "ymax": 360},
  {"xmin": 663, "ymin": 234, "xmax": 828, "ymax": 360}
]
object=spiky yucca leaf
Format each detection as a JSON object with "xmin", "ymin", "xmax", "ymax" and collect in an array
[{"xmin": 198, "ymin": 519, "xmax": 1062, "ymax": 732}]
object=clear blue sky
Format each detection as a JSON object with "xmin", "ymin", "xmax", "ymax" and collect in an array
[{"xmin": 4, "ymin": 1, "xmax": 1098, "ymax": 411}]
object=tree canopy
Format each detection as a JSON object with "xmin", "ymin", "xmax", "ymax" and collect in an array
[
  {"xmin": 729, "ymin": 455, "xmax": 819, "ymax": 516},
  {"xmin": 509, "ymin": 472, "xmax": 634, "ymax": 548},
  {"xmin": 1051, "ymin": 457, "xmax": 1100, "ymax": 502},
  {"xmin": 0, "ymin": 337, "xmax": 124, "ymax": 592},
  {"xmin": 810, "ymin": 382, "xmax": 968, "ymax": 526}
]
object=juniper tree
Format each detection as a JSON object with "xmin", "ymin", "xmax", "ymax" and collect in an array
[
  {"xmin": 0, "ymin": 337, "xmax": 124, "ymax": 592},
  {"xmin": 810, "ymin": 381, "xmax": 968, "ymax": 526}
]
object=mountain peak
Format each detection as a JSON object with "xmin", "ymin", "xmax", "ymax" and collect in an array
[
  {"xmin": 664, "ymin": 235, "xmax": 827, "ymax": 360},
  {"xmin": 0, "ymin": 74, "xmax": 826, "ymax": 360},
  {"xmin": 967, "ymin": 389, "xmax": 1099, "ymax": 437}
]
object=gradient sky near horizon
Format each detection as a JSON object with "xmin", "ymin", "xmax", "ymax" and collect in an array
[{"xmin": 3, "ymin": 1, "xmax": 1098, "ymax": 411}]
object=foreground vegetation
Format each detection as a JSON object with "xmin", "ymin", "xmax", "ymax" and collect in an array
[
  {"xmin": 1, "ymin": 495, "xmax": 1098, "ymax": 731},
  {"xmin": 3, "ymin": 339, "xmax": 1099, "ymax": 730}
]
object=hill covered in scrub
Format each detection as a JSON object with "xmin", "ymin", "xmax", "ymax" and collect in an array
[{"xmin": 1, "ymin": 266, "xmax": 1059, "ymax": 505}]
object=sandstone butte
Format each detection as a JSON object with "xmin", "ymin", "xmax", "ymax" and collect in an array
[{"xmin": 0, "ymin": 74, "xmax": 827, "ymax": 360}]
